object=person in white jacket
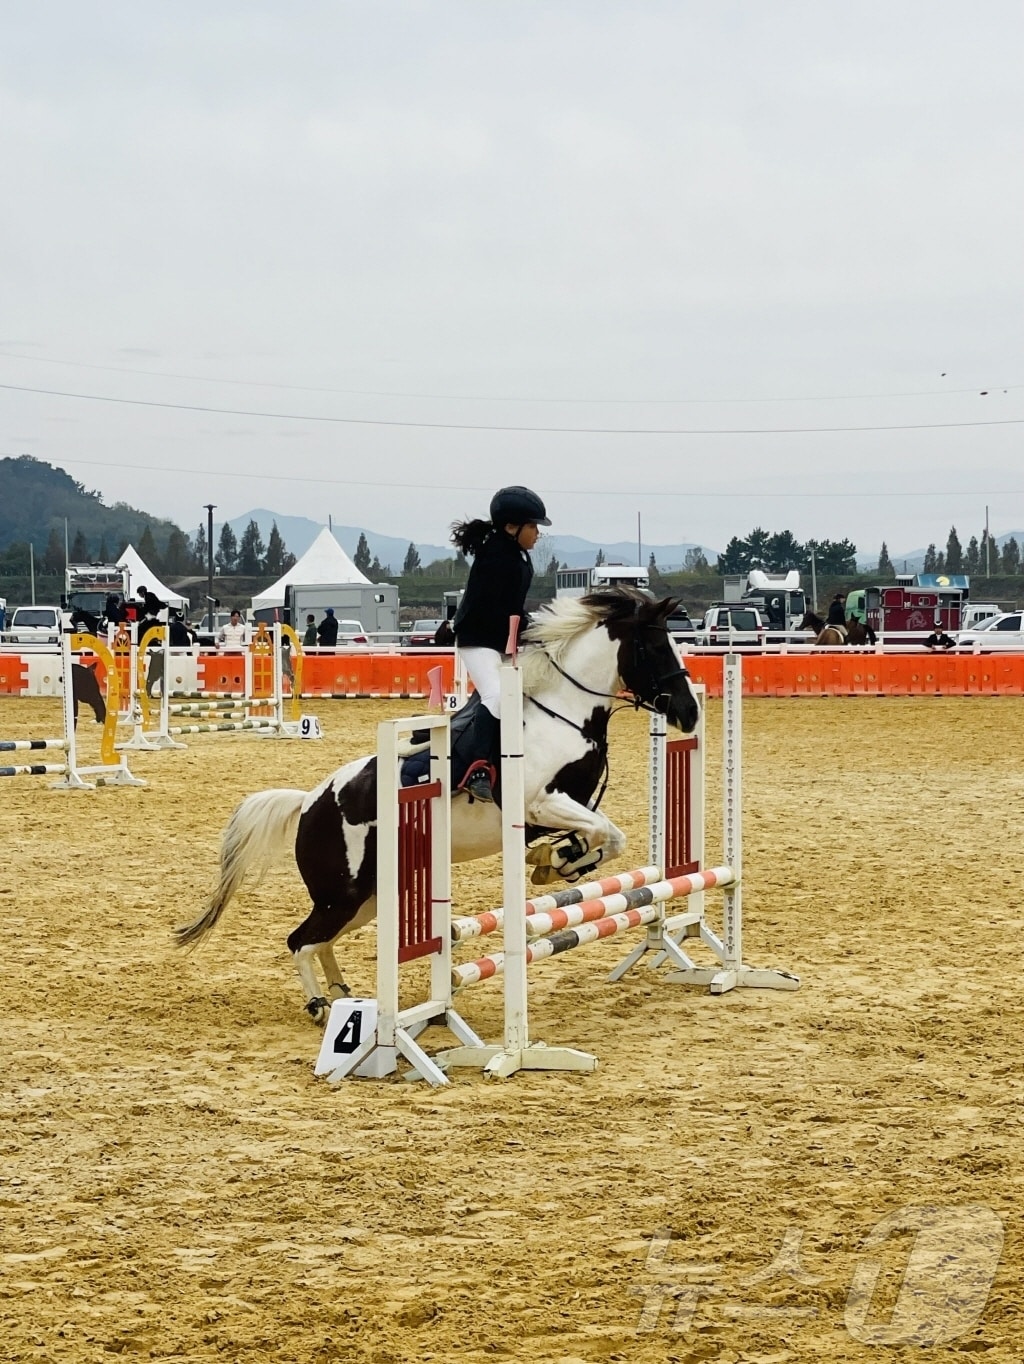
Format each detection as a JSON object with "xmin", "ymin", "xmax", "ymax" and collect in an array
[{"xmin": 217, "ymin": 610, "xmax": 247, "ymax": 649}]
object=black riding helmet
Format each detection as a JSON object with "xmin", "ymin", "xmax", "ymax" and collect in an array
[{"xmin": 489, "ymin": 485, "xmax": 551, "ymax": 527}]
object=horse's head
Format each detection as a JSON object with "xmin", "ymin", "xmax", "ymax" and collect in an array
[{"xmin": 584, "ymin": 588, "xmax": 700, "ymax": 733}]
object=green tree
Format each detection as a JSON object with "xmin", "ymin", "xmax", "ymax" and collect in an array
[
  {"xmin": 923, "ymin": 543, "xmax": 937, "ymax": 572},
  {"xmin": 71, "ymin": 527, "xmax": 89, "ymax": 561},
  {"xmin": 765, "ymin": 530, "xmax": 803, "ymax": 571},
  {"xmin": 1001, "ymin": 537, "xmax": 1020, "ymax": 574},
  {"xmin": 546, "ymin": 554, "xmax": 559, "ymax": 575},
  {"xmin": 980, "ymin": 528, "xmax": 1000, "ymax": 574},
  {"xmin": 354, "ymin": 532, "xmax": 372, "ymax": 575},
  {"xmin": 403, "ymin": 542, "xmax": 421, "ymax": 575},
  {"xmin": 964, "ymin": 536, "xmax": 980, "ymax": 573},
  {"xmin": 193, "ymin": 522, "xmax": 209, "ymax": 572},
  {"xmin": 43, "ymin": 527, "xmax": 63, "ymax": 574},
  {"xmin": 238, "ymin": 519, "xmax": 266, "ymax": 575},
  {"xmin": 716, "ymin": 536, "xmax": 749, "ymax": 574},
  {"xmin": 138, "ymin": 525, "xmax": 161, "ymax": 571},
  {"xmin": 945, "ymin": 527, "xmax": 963, "ymax": 573},
  {"xmin": 595, "ymin": 548, "xmax": 605, "ymax": 566},
  {"xmin": 216, "ymin": 523, "xmax": 238, "ymax": 573},
  {"xmin": 97, "ymin": 535, "xmax": 110, "ymax": 562},
  {"xmin": 164, "ymin": 527, "xmax": 192, "ymax": 575},
  {"xmin": 744, "ymin": 527, "xmax": 770, "ymax": 568},
  {"xmin": 370, "ymin": 555, "xmax": 384, "ymax": 578},
  {"xmin": 877, "ymin": 542, "xmax": 893, "ymax": 575},
  {"xmin": 264, "ymin": 522, "xmax": 287, "ymax": 576},
  {"xmin": 683, "ymin": 546, "xmax": 709, "ymax": 572}
]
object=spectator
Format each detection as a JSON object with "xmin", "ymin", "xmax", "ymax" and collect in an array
[
  {"xmin": 316, "ymin": 608, "xmax": 339, "ymax": 648},
  {"xmin": 925, "ymin": 624, "xmax": 956, "ymax": 650},
  {"xmin": 302, "ymin": 613, "xmax": 318, "ymax": 647},
  {"xmin": 217, "ymin": 610, "xmax": 247, "ymax": 650}
]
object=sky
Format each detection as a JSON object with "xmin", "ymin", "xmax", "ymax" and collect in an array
[{"xmin": 1, "ymin": 1, "xmax": 1021, "ymax": 559}]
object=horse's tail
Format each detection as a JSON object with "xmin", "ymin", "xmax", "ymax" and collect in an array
[{"xmin": 173, "ymin": 788, "xmax": 307, "ymax": 949}]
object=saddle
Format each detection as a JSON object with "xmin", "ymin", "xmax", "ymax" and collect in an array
[{"xmin": 399, "ymin": 693, "xmax": 502, "ymax": 804}]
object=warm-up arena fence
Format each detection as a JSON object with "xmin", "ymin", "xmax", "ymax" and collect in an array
[
  {"xmin": 316, "ymin": 654, "xmax": 799, "ymax": 1086},
  {"xmin": 0, "ymin": 632, "xmax": 143, "ymax": 790},
  {"xmin": 119, "ymin": 622, "xmax": 307, "ymax": 750}
]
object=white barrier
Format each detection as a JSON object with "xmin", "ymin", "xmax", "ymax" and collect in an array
[
  {"xmin": 0, "ymin": 632, "xmax": 144, "ymax": 790},
  {"xmin": 119, "ymin": 623, "xmax": 305, "ymax": 750},
  {"xmin": 317, "ymin": 653, "xmax": 798, "ymax": 1085}
]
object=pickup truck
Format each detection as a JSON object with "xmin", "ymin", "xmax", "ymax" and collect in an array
[{"xmin": 4, "ymin": 605, "xmax": 64, "ymax": 644}]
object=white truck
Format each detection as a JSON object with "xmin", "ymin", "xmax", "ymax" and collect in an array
[
  {"xmin": 722, "ymin": 569, "xmax": 807, "ymax": 630},
  {"xmin": 555, "ymin": 565, "xmax": 650, "ymax": 599},
  {"xmin": 271, "ymin": 582, "xmax": 400, "ymax": 641}
]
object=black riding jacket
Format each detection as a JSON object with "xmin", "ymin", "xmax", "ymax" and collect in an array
[
  {"xmin": 825, "ymin": 599, "xmax": 847, "ymax": 626},
  {"xmin": 453, "ymin": 530, "xmax": 533, "ymax": 652}
]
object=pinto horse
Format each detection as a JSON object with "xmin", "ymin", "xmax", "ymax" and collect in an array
[
  {"xmin": 798, "ymin": 610, "xmax": 869, "ymax": 647},
  {"xmin": 176, "ymin": 589, "xmax": 701, "ymax": 1021}
]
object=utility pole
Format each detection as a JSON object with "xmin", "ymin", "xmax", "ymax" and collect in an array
[
  {"xmin": 985, "ymin": 505, "xmax": 991, "ymax": 577},
  {"xmin": 204, "ymin": 504, "xmax": 216, "ymax": 616}
]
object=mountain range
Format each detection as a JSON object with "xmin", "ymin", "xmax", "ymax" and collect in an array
[
  {"xmin": 224, "ymin": 509, "xmax": 1024, "ymax": 577},
  {"xmin": 223, "ymin": 509, "xmax": 720, "ymax": 574}
]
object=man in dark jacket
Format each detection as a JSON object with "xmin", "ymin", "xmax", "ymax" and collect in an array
[{"xmin": 317, "ymin": 608, "xmax": 339, "ymax": 648}]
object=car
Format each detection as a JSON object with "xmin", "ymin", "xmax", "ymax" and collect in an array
[
  {"xmin": 406, "ymin": 618, "xmax": 445, "ymax": 647},
  {"xmin": 335, "ymin": 619, "xmax": 369, "ymax": 645},
  {"xmin": 697, "ymin": 604, "xmax": 770, "ymax": 645},
  {"xmin": 666, "ymin": 609, "xmax": 696, "ymax": 641},
  {"xmin": 4, "ymin": 605, "xmax": 64, "ymax": 644},
  {"xmin": 955, "ymin": 611, "xmax": 1024, "ymax": 648}
]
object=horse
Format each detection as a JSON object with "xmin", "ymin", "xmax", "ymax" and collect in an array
[
  {"xmin": 798, "ymin": 611, "xmax": 869, "ymax": 647},
  {"xmin": 175, "ymin": 588, "xmax": 701, "ymax": 1022},
  {"xmin": 71, "ymin": 662, "xmax": 107, "ymax": 726}
]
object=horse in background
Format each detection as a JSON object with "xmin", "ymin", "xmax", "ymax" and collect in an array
[{"xmin": 798, "ymin": 611, "xmax": 870, "ymax": 647}]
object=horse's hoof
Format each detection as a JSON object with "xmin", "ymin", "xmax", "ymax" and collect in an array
[
  {"xmin": 328, "ymin": 981, "xmax": 351, "ymax": 999},
  {"xmin": 525, "ymin": 842, "xmax": 552, "ymax": 867},
  {"xmin": 529, "ymin": 863, "xmax": 561, "ymax": 886},
  {"xmin": 305, "ymin": 996, "xmax": 330, "ymax": 1024}
]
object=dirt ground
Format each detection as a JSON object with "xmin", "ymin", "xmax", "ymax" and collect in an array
[{"xmin": 1, "ymin": 691, "xmax": 1022, "ymax": 1363}]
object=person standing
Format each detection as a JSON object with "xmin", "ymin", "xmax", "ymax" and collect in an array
[
  {"xmin": 316, "ymin": 608, "xmax": 339, "ymax": 648},
  {"xmin": 217, "ymin": 609, "xmax": 246, "ymax": 649},
  {"xmin": 302, "ymin": 613, "xmax": 318, "ymax": 647},
  {"xmin": 451, "ymin": 485, "xmax": 550, "ymax": 802}
]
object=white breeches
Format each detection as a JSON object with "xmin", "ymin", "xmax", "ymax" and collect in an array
[{"xmin": 458, "ymin": 646, "xmax": 503, "ymax": 717}]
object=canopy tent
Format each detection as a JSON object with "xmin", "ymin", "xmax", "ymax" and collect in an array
[
  {"xmin": 251, "ymin": 527, "xmax": 370, "ymax": 611},
  {"xmin": 117, "ymin": 544, "xmax": 189, "ymax": 610}
]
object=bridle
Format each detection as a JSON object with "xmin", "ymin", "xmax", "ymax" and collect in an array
[{"xmin": 528, "ymin": 607, "xmax": 691, "ymax": 730}]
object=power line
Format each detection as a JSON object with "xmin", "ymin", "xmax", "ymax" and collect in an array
[
  {"xmin": 1, "ymin": 381, "xmax": 1021, "ymax": 434},
  {"xmin": 0, "ymin": 348, "xmax": 1018, "ymax": 406}
]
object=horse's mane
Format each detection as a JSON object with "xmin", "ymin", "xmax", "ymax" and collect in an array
[{"xmin": 519, "ymin": 587, "xmax": 654, "ymax": 696}]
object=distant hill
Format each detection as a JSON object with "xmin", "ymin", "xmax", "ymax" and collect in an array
[
  {"xmin": 0, "ymin": 455, "xmax": 181, "ymax": 558},
  {"xmin": 225, "ymin": 508, "xmax": 719, "ymax": 575}
]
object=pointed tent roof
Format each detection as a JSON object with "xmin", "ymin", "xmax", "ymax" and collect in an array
[
  {"xmin": 251, "ymin": 527, "xmax": 370, "ymax": 610},
  {"xmin": 117, "ymin": 544, "xmax": 188, "ymax": 609}
]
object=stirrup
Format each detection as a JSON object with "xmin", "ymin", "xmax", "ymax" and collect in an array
[{"xmin": 460, "ymin": 760, "xmax": 495, "ymax": 803}]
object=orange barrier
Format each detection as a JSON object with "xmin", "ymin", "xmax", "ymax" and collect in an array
[
  {"xmin": 685, "ymin": 651, "xmax": 1024, "ymax": 697},
  {"xmin": 4, "ymin": 649, "xmax": 1023, "ymax": 699}
]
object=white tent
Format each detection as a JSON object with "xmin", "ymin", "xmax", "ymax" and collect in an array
[
  {"xmin": 117, "ymin": 544, "xmax": 189, "ymax": 610},
  {"xmin": 251, "ymin": 527, "xmax": 370, "ymax": 610}
]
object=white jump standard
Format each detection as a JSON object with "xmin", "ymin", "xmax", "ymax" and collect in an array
[{"xmin": 317, "ymin": 652, "xmax": 798, "ymax": 1085}]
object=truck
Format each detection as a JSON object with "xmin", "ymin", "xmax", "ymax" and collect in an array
[
  {"xmin": 847, "ymin": 585, "xmax": 964, "ymax": 634},
  {"xmin": 61, "ymin": 563, "xmax": 131, "ymax": 622},
  {"xmin": 555, "ymin": 565, "xmax": 650, "ymax": 599},
  {"xmin": 722, "ymin": 570, "xmax": 807, "ymax": 630},
  {"xmin": 269, "ymin": 582, "xmax": 400, "ymax": 640}
]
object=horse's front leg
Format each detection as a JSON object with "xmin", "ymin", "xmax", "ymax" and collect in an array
[{"xmin": 525, "ymin": 789, "xmax": 627, "ymax": 884}]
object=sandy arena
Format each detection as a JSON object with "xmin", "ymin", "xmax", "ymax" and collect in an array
[{"xmin": 1, "ymin": 691, "xmax": 1021, "ymax": 1362}]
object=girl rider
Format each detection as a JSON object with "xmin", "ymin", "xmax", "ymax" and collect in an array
[{"xmin": 451, "ymin": 486, "xmax": 551, "ymax": 802}]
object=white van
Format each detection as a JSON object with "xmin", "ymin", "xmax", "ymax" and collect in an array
[{"xmin": 6, "ymin": 605, "xmax": 63, "ymax": 644}]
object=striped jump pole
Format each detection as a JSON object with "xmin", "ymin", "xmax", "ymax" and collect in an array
[
  {"xmin": 450, "ymin": 864, "xmax": 665, "ymax": 942},
  {"xmin": 452, "ymin": 869, "xmax": 736, "ymax": 988}
]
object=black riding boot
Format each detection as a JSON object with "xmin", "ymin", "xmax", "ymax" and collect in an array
[{"xmin": 461, "ymin": 705, "xmax": 499, "ymax": 803}]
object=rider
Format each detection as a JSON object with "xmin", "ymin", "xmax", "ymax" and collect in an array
[
  {"xmin": 826, "ymin": 592, "xmax": 847, "ymax": 628},
  {"xmin": 451, "ymin": 485, "xmax": 550, "ymax": 803}
]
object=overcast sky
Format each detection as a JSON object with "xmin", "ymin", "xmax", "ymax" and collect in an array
[{"xmin": 1, "ymin": 1, "xmax": 1021, "ymax": 558}]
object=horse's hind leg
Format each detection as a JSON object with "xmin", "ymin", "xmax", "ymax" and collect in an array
[{"xmin": 287, "ymin": 894, "xmax": 376, "ymax": 1024}]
